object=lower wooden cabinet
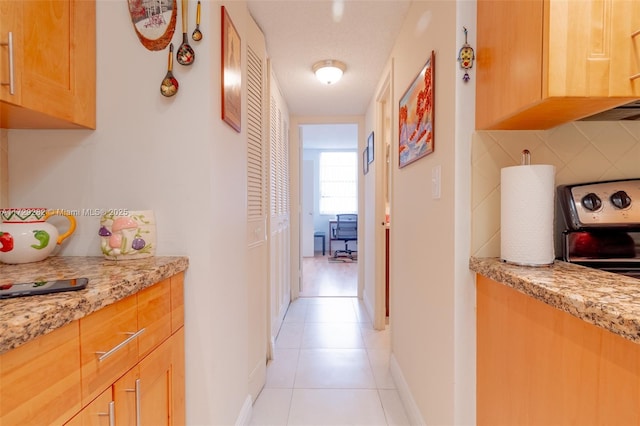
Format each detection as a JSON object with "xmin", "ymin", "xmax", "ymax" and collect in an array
[
  {"xmin": 67, "ymin": 330, "xmax": 185, "ymax": 426},
  {"xmin": 0, "ymin": 272, "xmax": 185, "ymax": 426},
  {"xmin": 0, "ymin": 321, "xmax": 81, "ymax": 425},
  {"xmin": 477, "ymin": 274, "xmax": 640, "ymax": 425}
]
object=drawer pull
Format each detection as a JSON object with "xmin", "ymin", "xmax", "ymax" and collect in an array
[
  {"xmin": 97, "ymin": 400, "xmax": 115, "ymax": 426},
  {"xmin": 125, "ymin": 378, "xmax": 142, "ymax": 426},
  {"xmin": 0, "ymin": 32, "xmax": 15, "ymax": 95},
  {"xmin": 631, "ymin": 31, "xmax": 640, "ymax": 80},
  {"xmin": 96, "ymin": 328, "xmax": 146, "ymax": 362}
]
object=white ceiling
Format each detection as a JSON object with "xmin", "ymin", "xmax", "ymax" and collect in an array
[{"xmin": 246, "ymin": 0, "xmax": 411, "ymax": 118}]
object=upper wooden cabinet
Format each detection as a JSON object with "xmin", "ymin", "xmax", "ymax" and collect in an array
[
  {"xmin": 0, "ymin": 0, "xmax": 96, "ymax": 129},
  {"xmin": 476, "ymin": 0, "xmax": 640, "ymax": 130}
]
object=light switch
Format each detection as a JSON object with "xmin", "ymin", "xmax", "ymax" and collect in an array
[{"xmin": 432, "ymin": 165, "xmax": 441, "ymax": 199}]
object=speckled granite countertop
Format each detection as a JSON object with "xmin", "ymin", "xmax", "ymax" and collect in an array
[
  {"xmin": 470, "ymin": 257, "xmax": 640, "ymax": 344},
  {"xmin": 0, "ymin": 256, "xmax": 189, "ymax": 354}
]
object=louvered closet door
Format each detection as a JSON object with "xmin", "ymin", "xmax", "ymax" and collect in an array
[
  {"xmin": 246, "ymin": 21, "xmax": 268, "ymax": 401},
  {"xmin": 267, "ymin": 82, "xmax": 291, "ymax": 348}
]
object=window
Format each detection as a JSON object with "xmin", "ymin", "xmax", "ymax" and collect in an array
[{"xmin": 319, "ymin": 151, "xmax": 357, "ymax": 215}]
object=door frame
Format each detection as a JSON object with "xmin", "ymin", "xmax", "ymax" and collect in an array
[
  {"xmin": 289, "ymin": 116, "xmax": 366, "ymax": 300},
  {"xmin": 372, "ymin": 66, "xmax": 393, "ymax": 330}
]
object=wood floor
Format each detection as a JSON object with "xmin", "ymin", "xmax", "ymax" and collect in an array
[{"xmin": 300, "ymin": 253, "xmax": 357, "ymax": 297}]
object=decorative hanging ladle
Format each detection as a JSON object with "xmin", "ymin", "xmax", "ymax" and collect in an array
[
  {"xmin": 160, "ymin": 43, "xmax": 179, "ymax": 97},
  {"xmin": 176, "ymin": 0, "xmax": 195, "ymax": 65},
  {"xmin": 192, "ymin": 1, "xmax": 203, "ymax": 41}
]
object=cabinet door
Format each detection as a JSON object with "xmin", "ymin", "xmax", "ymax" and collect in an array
[
  {"xmin": 610, "ymin": 0, "xmax": 640, "ymax": 96},
  {"xmin": 113, "ymin": 367, "xmax": 140, "ymax": 426},
  {"xmin": 547, "ymin": 0, "xmax": 640, "ymax": 97},
  {"xmin": 80, "ymin": 294, "xmax": 139, "ymax": 406},
  {"xmin": 66, "ymin": 387, "xmax": 114, "ymax": 426},
  {"xmin": 0, "ymin": 0, "xmax": 23, "ymax": 105},
  {"xmin": 0, "ymin": 0, "xmax": 95, "ymax": 128},
  {"xmin": 171, "ymin": 328, "xmax": 186, "ymax": 426},
  {"xmin": 476, "ymin": 0, "xmax": 544, "ymax": 129},
  {"xmin": 138, "ymin": 335, "xmax": 174, "ymax": 425},
  {"xmin": 24, "ymin": 0, "xmax": 95, "ymax": 127}
]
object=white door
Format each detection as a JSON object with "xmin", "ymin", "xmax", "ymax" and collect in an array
[
  {"xmin": 267, "ymin": 63, "xmax": 291, "ymax": 358},
  {"xmin": 302, "ymin": 160, "xmax": 314, "ymax": 257},
  {"xmin": 246, "ymin": 21, "xmax": 268, "ymax": 402}
]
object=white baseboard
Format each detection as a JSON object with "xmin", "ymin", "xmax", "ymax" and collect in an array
[
  {"xmin": 363, "ymin": 292, "xmax": 375, "ymax": 325},
  {"xmin": 235, "ymin": 394, "xmax": 253, "ymax": 426},
  {"xmin": 390, "ymin": 353, "xmax": 426, "ymax": 425}
]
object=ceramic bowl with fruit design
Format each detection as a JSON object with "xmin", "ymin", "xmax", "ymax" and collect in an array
[{"xmin": 99, "ymin": 210, "xmax": 156, "ymax": 260}]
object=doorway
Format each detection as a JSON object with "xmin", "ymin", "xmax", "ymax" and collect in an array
[{"xmin": 299, "ymin": 123, "xmax": 358, "ymax": 298}]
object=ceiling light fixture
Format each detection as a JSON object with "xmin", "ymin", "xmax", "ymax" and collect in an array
[{"xmin": 313, "ymin": 60, "xmax": 346, "ymax": 85}]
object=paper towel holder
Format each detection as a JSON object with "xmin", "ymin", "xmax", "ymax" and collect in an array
[{"xmin": 521, "ymin": 149, "xmax": 531, "ymax": 165}]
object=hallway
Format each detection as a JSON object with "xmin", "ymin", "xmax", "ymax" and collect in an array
[
  {"xmin": 249, "ymin": 297, "xmax": 409, "ymax": 425},
  {"xmin": 300, "ymin": 255, "xmax": 357, "ymax": 297}
]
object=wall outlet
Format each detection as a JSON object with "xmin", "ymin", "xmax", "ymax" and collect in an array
[{"xmin": 432, "ymin": 165, "xmax": 441, "ymax": 199}]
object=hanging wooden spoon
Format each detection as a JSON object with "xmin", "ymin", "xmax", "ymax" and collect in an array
[
  {"xmin": 161, "ymin": 44, "xmax": 179, "ymax": 97},
  {"xmin": 176, "ymin": 0, "xmax": 195, "ymax": 65},
  {"xmin": 192, "ymin": 1, "xmax": 203, "ymax": 41}
]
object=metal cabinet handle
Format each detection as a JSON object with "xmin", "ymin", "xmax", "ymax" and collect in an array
[
  {"xmin": 126, "ymin": 379, "xmax": 142, "ymax": 426},
  {"xmin": 0, "ymin": 32, "xmax": 15, "ymax": 94},
  {"xmin": 98, "ymin": 400, "xmax": 115, "ymax": 426},
  {"xmin": 631, "ymin": 29, "xmax": 640, "ymax": 80},
  {"xmin": 96, "ymin": 328, "xmax": 146, "ymax": 362}
]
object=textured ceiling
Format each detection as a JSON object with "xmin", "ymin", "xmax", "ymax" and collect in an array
[{"xmin": 247, "ymin": 0, "xmax": 411, "ymax": 117}]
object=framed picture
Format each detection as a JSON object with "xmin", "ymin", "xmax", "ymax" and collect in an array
[
  {"xmin": 221, "ymin": 6, "xmax": 241, "ymax": 132},
  {"xmin": 363, "ymin": 147, "xmax": 369, "ymax": 175},
  {"xmin": 399, "ymin": 51, "xmax": 435, "ymax": 168},
  {"xmin": 127, "ymin": 0, "xmax": 177, "ymax": 51},
  {"xmin": 367, "ymin": 131, "xmax": 374, "ymax": 164}
]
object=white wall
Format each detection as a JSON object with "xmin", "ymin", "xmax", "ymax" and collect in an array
[
  {"xmin": 365, "ymin": 1, "xmax": 476, "ymax": 424},
  {"xmin": 6, "ymin": 1, "xmax": 255, "ymax": 424}
]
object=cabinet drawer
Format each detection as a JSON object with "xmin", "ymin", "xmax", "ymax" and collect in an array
[
  {"xmin": 138, "ymin": 278, "xmax": 172, "ymax": 359},
  {"xmin": 171, "ymin": 272, "xmax": 185, "ymax": 332},
  {"xmin": 80, "ymin": 294, "xmax": 139, "ymax": 406},
  {"xmin": 0, "ymin": 321, "xmax": 81, "ymax": 425}
]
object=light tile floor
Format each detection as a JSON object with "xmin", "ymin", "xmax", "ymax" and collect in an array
[{"xmin": 250, "ymin": 297, "xmax": 410, "ymax": 426}]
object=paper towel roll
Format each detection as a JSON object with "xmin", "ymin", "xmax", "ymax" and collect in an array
[{"xmin": 501, "ymin": 164, "xmax": 556, "ymax": 266}]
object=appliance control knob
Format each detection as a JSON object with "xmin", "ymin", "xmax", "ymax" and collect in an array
[
  {"xmin": 610, "ymin": 190, "xmax": 632, "ymax": 209},
  {"xmin": 581, "ymin": 193, "xmax": 602, "ymax": 211}
]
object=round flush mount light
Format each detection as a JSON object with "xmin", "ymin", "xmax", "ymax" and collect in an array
[{"xmin": 313, "ymin": 60, "xmax": 346, "ymax": 85}]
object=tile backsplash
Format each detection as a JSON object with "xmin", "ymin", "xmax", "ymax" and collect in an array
[
  {"xmin": 0, "ymin": 130, "xmax": 7, "ymax": 208},
  {"xmin": 471, "ymin": 121, "xmax": 640, "ymax": 257}
]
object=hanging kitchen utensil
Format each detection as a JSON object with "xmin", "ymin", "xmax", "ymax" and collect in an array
[
  {"xmin": 161, "ymin": 43, "xmax": 179, "ymax": 97},
  {"xmin": 127, "ymin": 0, "xmax": 177, "ymax": 51},
  {"xmin": 192, "ymin": 1, "xmax": 203, "ymax": 41},
  {"xmin": 176, "ymin": 0, "xmax": 195, "ymax": 65}
]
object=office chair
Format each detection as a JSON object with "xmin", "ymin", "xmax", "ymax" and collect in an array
[{"xmin": 333, "ymin": 214, "xmax": 357, "ymax": 258}]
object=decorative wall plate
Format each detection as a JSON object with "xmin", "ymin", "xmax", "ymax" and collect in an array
[{"xmin": 127, "ymin": 0, "xmax": 178, "ymax": 51}]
